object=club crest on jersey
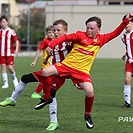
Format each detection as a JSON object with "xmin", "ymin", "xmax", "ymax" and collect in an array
[
  {"xmin": 56, "ymin": 63, "xmax": 62, "ymax": 66},
  {"xmin": 94, "ymin": 38, "xmax": 97, "ymax": 42}
]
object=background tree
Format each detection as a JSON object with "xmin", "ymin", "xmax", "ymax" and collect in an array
[{"xmin": 16, "ymin": 8, "xmax": 46, "ymax": 46}]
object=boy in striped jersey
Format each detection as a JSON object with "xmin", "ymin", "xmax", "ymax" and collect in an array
[
  {"xmin": 0, "ymin": 15, "xmax": 19, "ymax": 89},
  {"xmin": 121, "ymin": 15, "xmax": 133, "ymax": 108}
]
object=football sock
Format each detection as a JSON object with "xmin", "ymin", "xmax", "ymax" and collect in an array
[
  {"xmin": 42, "ymin": 76, "xmax": 52, "ymax": 100},
  {"xmin": 35, "ymin": 83, "xmax": 43, "ymax": 93},
  {"xmin": 2, "ymin": 73, "xmax": 8, "ymax": 85},
  {"xmin": 124, "ymin": 85, "xmax": 131, "ymax": 104},
  {"xmin": 85, "ymin": 95, "xmax": 94, "ymax": 117},
  {"xmin": 49, "ymin": 97, "xmax": 58, "ymax": 123},
  {"xmin": 10, "ymin": 72, "xmax": 18, "ymax": 87},
  {"xmin": 10, "ymin": 72, "xmax": 16, "ymax": 80},
  {"xmin": 10, "ymin": 80, "xmax": 26, "ymax": 102}
]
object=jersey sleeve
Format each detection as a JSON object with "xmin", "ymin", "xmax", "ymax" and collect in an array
[
  {"xmin": 49, "ymin": 31, "xmax": 81, "ymax": 49},
  {"xmin": 99, "ymin": 18, "xmax": 129, "ymax": 47},
  {"xmin": 39, "ymin": 38, "xmax": 49, "ymax": 50},
  {"xmin": 11, "ymin": 29, "xmax": 18, "ymax": 42}
]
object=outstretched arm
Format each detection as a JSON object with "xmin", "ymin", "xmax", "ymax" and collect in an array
[{"xmin": 30, "ymin": 49, "xmax": 41, "ymax": 67}]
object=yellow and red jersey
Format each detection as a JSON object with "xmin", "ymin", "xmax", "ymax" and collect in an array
[
  {"xmin": 39, "ymin": 37, "xmax": 52, "ymax": 68},
  {"xmin": 49, "ymin": 18, "xmax": 129, "ymax": 74}
]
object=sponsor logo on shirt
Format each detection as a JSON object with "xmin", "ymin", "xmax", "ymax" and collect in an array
[{"xmin": 74, "ymin": 48, "xmax": 94, "ymax": 56}]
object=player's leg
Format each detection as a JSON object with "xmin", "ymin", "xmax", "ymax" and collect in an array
[
  {"xmin": 7, "ymin": 65, "xmax": 18, "ymax": 88},
  {"xmin": 122, "ymin": 71, "xmax": 131, "ymax": 108},
  {"xmin": 7, "ymin": 56, "xmax": 18, "ymax": 88},
  {"xmin": 31, "ymin": 83, "xmax": 42, "ymax": 99},
  {"xmin": 46, "ymin": 77, "xmax": 65, "ymax": 131},
  {"xmin": 35, "ymin": 65, "xmax": 58, "ymax": 110},
  {"xmin": 1, "ymin": 64, "xmax": 9, "ymax": 88},
  {"xmin": 46, "ymin": 88, "xmax": 59, "ymax": 131},
  {"xmin": 122, "ymin": 62, "xmax": 132, "ymax": 108},
  {"xmin": 0, "ymin": 73, "xmax": 38, "ymax": 107},
  {"xmin": 79, "ymin": 82, "xmax": 94, "ymax": 129}
]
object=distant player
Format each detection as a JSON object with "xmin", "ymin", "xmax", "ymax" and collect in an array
[
  {"xmin": 30, "ymin": 25, "xmax": 55, "ymax": 99},
  {"xmin": 0, "ymin": 15, "xmax": 19, "ymax": 88},
  {"xmin": 121, "ymin": 14, "xmax": 133, "ymax": 108}
]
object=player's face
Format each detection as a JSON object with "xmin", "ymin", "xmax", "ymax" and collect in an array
[
  {"xmin": 46, "ymin": 30, "xmax": 55, "ymax": 40},
  {"xmin": 1, "ymin": 19, "xmax": 8, "ymax": 29},
  {"xmin": 54, "ymin": 24, "xmax": 67, "ymax": 38},
  {"xmin": 86, "ymin": 21, "xmax": 100, "ymax": 38},
  {"xmin": 125, "ymin": 21, "xmax": 133, "ymax": 33}
]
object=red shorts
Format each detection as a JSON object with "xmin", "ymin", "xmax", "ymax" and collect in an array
[
  {"xmin": 32, "ymin": 70, "xmax": 65, "ymax": 91},
  {"xmin": 54, "ymin": 63, "xmax": 92, "ymax": 89},
  {"xmin": 0, "ymin": 56, "xmax": 14, "ymax": 65},
  {"xmin": 125, "ymin": 62, "xmax": 133, "ymax": 74}
]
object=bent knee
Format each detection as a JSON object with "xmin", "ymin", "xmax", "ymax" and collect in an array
[{"xmin": 21, "ymin": 74, "xmax": 28, "ymax": 83}]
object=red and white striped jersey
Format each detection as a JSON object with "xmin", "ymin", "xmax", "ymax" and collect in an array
[
  {"xmin": 52, "ymin": 42, "xmax": 73, "ymax": 64},
  {"xmin": 0, "ymin": 27, "xmax": 18, "ymax": 56},
  {"xmin": 121, "ymin": 31, "xmax": 133, "ymax": 63}
]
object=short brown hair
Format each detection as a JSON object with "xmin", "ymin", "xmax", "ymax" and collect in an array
[
  {"xmin": 85, "ymin": 16, "xmax": 102, "ymax": 28},
  {"xmin": 45, "ymin": 25, "xmax": 54, "ymax": 33},
  {"xmin": 53, "ymin": 19, "xmax": 68, "ymax": 31},
  {"xmin": 1, "ymin": 15, "xmax": 8, "ymax": 22}
]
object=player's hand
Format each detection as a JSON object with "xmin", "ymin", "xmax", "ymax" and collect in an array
[
  {"xmin": 121, "ymin": 54, "xmax": 126, "ymax": 60},
  {"xmin": 43, "ymin": 59, "xmax": 47, "ymax": 65},
  {"xmin": 126, "ymin": 12, "xmax": 133, "ymax": 21},
  {"xmin": 30, "ymin": 62, "xmax": 36, "ymax": 67},
  {"xmin": 46, "ymin": 47, "xmax": 53, "ymax": 55},
  {"xmin": 14, "ymin": 51, "xmax": 18, "ymax": 57}
]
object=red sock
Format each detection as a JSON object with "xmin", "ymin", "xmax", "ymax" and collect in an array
[
  {"xmin": 42, "ymin": 76, "xmax": 52, "ymax": 100},
  {"xmin": 34, "ymin": 83, "xmax": 43, "ymax": 93},
  {"xmin": 85, "ymin": 95, "xmax": 94, "ymax": 117}
]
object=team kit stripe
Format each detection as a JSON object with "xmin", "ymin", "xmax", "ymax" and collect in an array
[{"xmin": 0, "ymin": 28, "xmax": 18, "ymax": 57}]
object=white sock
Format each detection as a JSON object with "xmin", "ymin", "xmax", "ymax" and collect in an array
[
  {"xmin": 10, "ymin": 72, "xmax": 16, "ymax": 80},
  {"xmin": 10, "ymin": 80, "xmax": 26, "ymax": 102},
  {"xmin": 123, "ymin": 85, "xmax": 131, "ymax": 104},
  {"xmin": 49, "ymin": 97, "xmax": 58, "ymax": 123},
  {"xmin": 2, "ymin": 73, "xmax": 8, "ymax": 85},
  {"xmin": 10, "ymin": 72, "xmax": 18, "ymax": 87}
]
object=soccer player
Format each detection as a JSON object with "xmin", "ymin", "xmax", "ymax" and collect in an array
[
  {"xmin": 30, "ymin": 25, "xmax": 55, "ymax": 99},
  {"xmin": 121, "ymin": 14, "xmax": 133, "ymax": 108},
  {"xmin": 0, "ymin": 13, "xmax": 133, "ymax": 130},
  {"xmin": 30, "ymin": 19, "xmax": 72, "ymax": 130},
  {"xmin": 0, "ymin": 15, "xmax": 19, "ymax": 88},
  {"xmin": 34, "ymin": 13, "xmax": 133, "ymax": 129}
]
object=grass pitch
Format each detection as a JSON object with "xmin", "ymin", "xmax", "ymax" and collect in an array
[{"xmin": 0, "ymin": 57, "xmax": 132, "ymax": 133}]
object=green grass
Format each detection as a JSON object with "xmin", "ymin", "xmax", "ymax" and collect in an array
[{"xmin": 0, "ymin": 57, "xmax": 132, "ymax": 133}]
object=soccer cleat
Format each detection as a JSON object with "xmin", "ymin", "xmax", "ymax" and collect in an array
[
  {"xmin": 85, "ymin": 116, "xmax": 94, "ymax": 129},
  {"xmin": 34, "ymin": 97, "xmax": 53, "ymax": 110},
  {"xmin": 1, "ymin": 84, "xmax": 9, "ymax": 89},
  {"xmin": 121, "ymin": 101, "xmax": 130, "ymax": 108},
  {"xmin": 0, "ymin": 97, "xmax": 16, "ymax": 107},
  {"xmin": 31, "ymin": 92, "xmax": 41, "ymax": 99},
  {"xmin": 46, "ymin": 122, "xmax": 59, "ymax": 131}
]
